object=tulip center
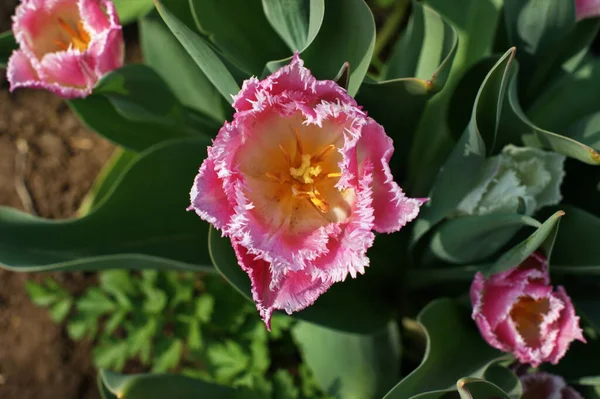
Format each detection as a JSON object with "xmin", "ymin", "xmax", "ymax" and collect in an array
[
  {"xmin": 510, "ymin": 296, "xmax": 550, "ymax": 347},
  {"xmin": 54, "ymin": 18, "xmax": 91, "ymax": 52},
  {"xmin": 265, "ymin": 129, "xmax": 342, "ymax": 214}
]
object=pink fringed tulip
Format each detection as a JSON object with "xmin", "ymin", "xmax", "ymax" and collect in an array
[
  {"xmin": 8, "ymin": 0, "xmax": 124, "ymax": 98},
  {"xmin": 470, "ymin": 252, "xmax": 585, "ymax": 367},
  {"xmin": 521, "ymin": 372, "xmax": 583, "ymax": 399},
  {"xmin": 189, "ymin": 54, "xmax": 425, "ymax": 328},
  {"xmin": 576, "ymin": 0, "xmax": 600, "ymax": 20}
]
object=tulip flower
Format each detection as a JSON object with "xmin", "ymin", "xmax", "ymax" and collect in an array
[
  {"xmin": 189, "ymin": 54, "xmax": 426, "ymax": 327},
  {"xmin": 470, "ymin": 252, "xmax": 585, "ymax": 367},
  {"xmin": 521, "ymin": 372, "xmax": 583, "ymax": 399},
  {"xmin": 7, "ymin": 0, "xmax": 124, "ymax": 98},
  {"xmin": 576, "ymin": 0, "xmax": 600, "ymax": 20}
]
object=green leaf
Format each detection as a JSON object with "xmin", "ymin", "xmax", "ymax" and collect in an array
[
  {"xmin": 100, "ymin": 370, "xmax": 237, "ymax": 398},
  {"xmin": 195, "ymin": 295, "xmax": 215, "ymax": 323},
  {"xmin": 139, "ymin": 10, "xmax": 226, "ymax": 120},
  {"xmin": 25, "ymin": 280, "xmax": 61, "ymax": 307},
  {"xmin": 262, "ymin": 0, "xmax": 325, "ymax": 52},
  {"xmin": 457, "ymin": 378, "xmax": 510, "ymax": 399},
  {"xmin": 127, "ymin": 318, "xmax": 158, "ymax": 361},
  {"xmin": 142, "ymin": 285, "xmax": 168, "ymax": 314},
  {"xmin": 0, "ymin": 31, "xmax": 17, "ymax": 68},
  {"xmin": 300, "ymin": 0, "xmax": 375, "ymax": 97},
  {"xmin": 356, "ymin": 0, "xmax": 458, "ymax": 160},
  {"xmin": 67, "ymin": 314, "xmax": 99, "ymax": 340},
  {"xmin": 429, "ymin": 214, "xmax": 539, "ymax": 264},
  {"xmin": 528, "ymin": 55, "xmax": 600, "ymax": 137},
  {"xmin": 100, "ymin": 269, "xmax": 136, "ymax": 298},
  {"xmin": 49, "ymin": 297, "xmax": 73, "ymax": 323},
  {"xmin": 105, "ymin": 310, "xmax": 127, "ymax": 336},
  {"xmin": 412, "ymin": 48, "xmax": 516, "ymax": 245},
  {"xmin": 77, "ymin": 288, "xmax": 116, "ymax": 315},
  {"xmin": 155, "ymin": 0, "xmax": 241, "ymax": 104},
  {"xmin": 550, "ymin": 206, "xmax": 600, "ymax": 273},
  {"xmin": 293, "ymin": 321, "xmax": 400, "ymax": 399},
  {"xmin": 78, "ymin": 148, "xmax": 138, "ymax": 216},
  {"xmin": 190, "ymin": 0, "xmax": 289, "ymax": 75},
  {"xmin": 208, "ymin": 227, "xmax": 394, "ymax": 333},
  {"xmin": 481, "ymin": 365, "xmax": 522, "ymax": 399},
  {"xmin": 94, "ymin": 340, "xmax": 129, "ymax": 371},
  {"xmin": 68, "ymin": 95, "xmax": 178, "ymax": 152},
  {"xmin": 207, "ymin": 340, "xmax": 250, "ymax": 383},
  {"xmin": 152, "ymin": 339, "xmax": 184, "ymax": 373},
  {"xmin": 0, "ymin": 138, "xmax": 214, "ymax": 273},
  {"xmin": 489, "ymin": 210, "xmax": 564, "ymax": 275},
  {"xmin": 383, "ymin": 299, "xmax": 505, "ymax": 399},
  {"xmin": 501, "ymin": 61, "xmax": 600, "ymax": 165},
  {"xmin": 187, "ymin": 320, "xmax": 203, "ymax": 350},
  {"xmin": 112, "ymin": 0, "xmax": 154, "ymax": 25},
  {"xmin": 272, "ymin": 370, "xmax": 300, "ymax": 399}
]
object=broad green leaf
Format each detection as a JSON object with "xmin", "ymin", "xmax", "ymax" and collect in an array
[
  {"xmin": 293, "ymin": 321, "xmax": 400, "ymax": 399},
  {"xmin": 0, "ymin": 31, "xmax": 17, "ymax": 68},
  {"xmin": 208, "ymin": 227, "xmax": 394, "ymax": 333},
  {"xmin": 502, "ymin": 0, "xmax": 599, "ymax": 106},
  {"xmin": 488, "ymin": 210, "xmax": 563, "ymax": 274},
  {"xmin": 94, "ymin": 64, "xmax": 217, "ymax": 138},
  {"xmin": 551, "ymin": 206, "xmax": 600, "ymax": 272},
  {"xmin": 139, "ymin": 10, "xmax": 226, "ymax": 120},
  {"xmin": 528, "ymin": 55, "xmax": 600, "ymax": 135},
  {"xmin": 78, "ymin": 148, "xmax": 137, "ymax": 216},
  {"xmin": 429, "ymin": 214, "xmax": 539, "ymax": 264},
  {"xmin": 112, "ymin": 0, "xmax": 154, "ymax": 25},
  {"xmin": 100, "ymin": 370, "xmax": 237, "ymax": 398},
  {"xmin": 502, "ymin": 62, "xmax": 600, "ymax": 165},
  {"xmin": 0, "ymin": 138, "xmax": 214, "ymax": 273},
  {"xmin": 156, "ymin": 0, "xmax": 240, "ymax": 104},
  {"xmin": 190, "ymin": 0, "xmax": 289, "ymax": 75},
  {"xmin": 412, "ymin": 48, "xmax": 516, "ymax": 245},
  {"xmin": 383, "ymin": 299, "xmax": 505, "ymax": 399},
  {"xmin": 568, "ymin": 112, "xmax": 600, "ymax": 149},
  {"xmin": 262, "ymin": 0, "xmax": 324, "ymax": 52},
  {"xmin": 25, "ymin": 280, "xmax": 61, "ymax": 307},
  {"xmin": 407, "ymin": 0, "xmax": 503, "ymax": 194},
  {"xmin": 301, "ymin": 0, "xmax": 375, "ymax": 96},
  {"xmin": 481, "ymin": 365, "xmax": 522, "ymax": 399},
  {"xmin": 457, "ymin": 378, "xmax": 510, "ymax": 399},
  {"xmin": 356, "ymin": 1, "xmax": 458, "ymax": 161}
]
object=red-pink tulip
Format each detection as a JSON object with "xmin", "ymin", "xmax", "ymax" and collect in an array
[
  {"xmin": 189, "ymin": 54, "xmax": 426, "ymax": 328},
  {"xmin": 7, "ymin": 0, "xmax": 124, "ymax": 98},
  {"xmin": 470, "ymin": 253, "xmax": 585, "ymax": 367},
  {"xmin": 576, "ymin": 0, "xmax": 600, "ymax": 20},
  {"xmin": 521, "ymin": 372, "xmax": 583, "ymax": 399}
]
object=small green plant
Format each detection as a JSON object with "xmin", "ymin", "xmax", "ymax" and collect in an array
[{"xmin": 26, "ymin": 271, "xmax": 328, "ymax": 398}]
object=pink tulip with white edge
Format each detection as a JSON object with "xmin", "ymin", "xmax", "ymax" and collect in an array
[
  {"xmin": 8, "ymin": 0, "xmax": 124, "ymax": 99},
  {"xmin": 189, "ymin": 54, "xmax": 426, "ymax": 328}
]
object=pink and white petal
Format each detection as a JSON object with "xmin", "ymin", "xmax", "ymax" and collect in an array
[
  {"xmin": 6, "ymin": 49, "xmax": 40, "ymax": 90},
  {"xmin": 79, "ymin": 0, "xmax": 113, "ymax": 34},
  {"xmin": 357, "ymin": 119, "xmax": 426, "ymax": 233},
  {"xmin": 473, "ymin": 313, "xmax": 512, "ymax": 353},
  {"xmin": 188, "ymin": 158, "xmax": 234, "ymax": 230},
  {"xmin": 40, "ymin": 50, "xmax": 96, "ymax": 90},
  {"xmin": 547, "ymin": 286, "xmax": 586, "ymax": 364},
  {"xmin": 89, "ymin": 28, "xmax": 124, "ymax": 76},
  {"xmin": 473, "ymin": 273, "xmax": 526, "ymax": 329},
  {"xmin": 233, "ymin": 243, "xmax": 333, "ymax": 329},
  {"xmin": 576, "ymin": 0, "xmax": 600, "ymax": 20},
  {"xmin": 311, "ymin": 162, "xmax": 375, "ymax": 282}
]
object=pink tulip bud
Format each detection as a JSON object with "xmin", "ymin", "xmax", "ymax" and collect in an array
[
  {"xmin": 7, "ymin": 0, "xmax": 124, "ymax": 98},
  {"xmin": 576, "ymin": 0, "xmax": 600, "ymax": 20},
  {"xmin": 470, "ymin": 252, "xmax": 585, "ymax": 367},
  {"xmin": 188, "ymin": 54, "xmax": 426, "ymax": 328},
  {"xmin": 521, "ymin": 372, "xmax": 583, "ymax": 399}
]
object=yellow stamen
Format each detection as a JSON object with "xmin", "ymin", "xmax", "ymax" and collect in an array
[
  {"xmin": 57, "ymin": 18, "xmax": 90, "ymax": 51},
  {"xmin": 279, "ymin": 144, "xmax": 291, "ymax": 166},
  {"xmin": 293, "ymin": 128, "xmax": 303, "ymax": 156},
  {"xmin": 327, "ymin": 172, "xmax": 342, "ymax": 179},
  {"xmin": 312, "ymin": 144, "xmax": 336, "ymax": 163}
]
